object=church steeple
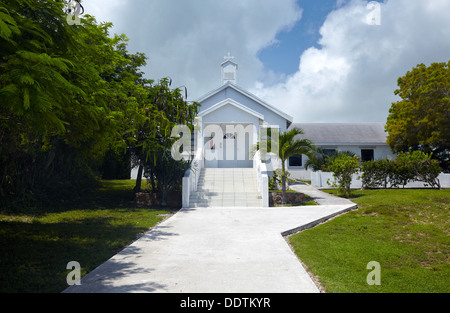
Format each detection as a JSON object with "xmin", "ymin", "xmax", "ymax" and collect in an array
[{"xmin": 221, "ymin": 52, "xmax": 238, "ymax": 85}]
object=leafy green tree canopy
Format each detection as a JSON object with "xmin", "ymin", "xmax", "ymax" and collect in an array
[{"xmin": 386, "ymin": 61, "xmax": 450, "ymax": 171}]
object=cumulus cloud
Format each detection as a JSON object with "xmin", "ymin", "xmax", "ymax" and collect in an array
[
  {"xmin": 84, "ymin": 0, "xmax": 450, "ymax": 123},
  {"xmin": 84, "ymin": 0, "xmax": 302, "ymax": 99},
  {"xmin": 251, "ymin": 0, "xmax": 450, "ymax": 123}
]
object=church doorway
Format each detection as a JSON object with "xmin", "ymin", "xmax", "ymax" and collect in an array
[{"xmin": 204, "ymin": 123, "xmax": 253, "ymax": 168}]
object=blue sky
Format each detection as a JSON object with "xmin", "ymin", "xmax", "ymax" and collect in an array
[
  {"xmin": 259, "ymin": 0, "xmax": 340, "ymax": 75},
  {"xmin": 259, "ymin": 0, "xmax": 385, "ymax": 76},
  {"xmin": 86, "ymin": 0, "xmax": 450, "ymax": 123}
]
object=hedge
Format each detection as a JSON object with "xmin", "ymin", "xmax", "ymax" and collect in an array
[{"xmin": 361, "ymin": 151, "xmax": 441, "ymax": 189}]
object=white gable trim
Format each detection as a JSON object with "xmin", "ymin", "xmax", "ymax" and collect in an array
[
  {"xmin": 196, "ymin": 82, "xmax": 293, "ymax": 123},
  {"xmin": 198, "ymin": 98, "xmax": 264, "ymax": 120}
]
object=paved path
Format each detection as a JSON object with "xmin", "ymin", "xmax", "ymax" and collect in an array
[
  {"xmin": 289, "ymin": 182, "xmax": 356, "ymax": 206},
  {"xmin": 64, "ymin": 186, "xmax": 356, "ymax": 293}
]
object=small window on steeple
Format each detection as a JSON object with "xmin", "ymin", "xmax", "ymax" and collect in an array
[{"xmin": 221, "ymin": 53, "xmax": 238, "ymax": 85}]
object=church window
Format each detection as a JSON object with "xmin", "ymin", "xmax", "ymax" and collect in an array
[
  {"xmin": 224, "ymin": 133, "xmax": 236, "ymax": 139},
  {"xmin": 361, "ymin": 149, "xmax": 374, "ymax": 162},
  {"xmin": 289, "ymin": 154, "xmax": 303, "ymax": 167}
]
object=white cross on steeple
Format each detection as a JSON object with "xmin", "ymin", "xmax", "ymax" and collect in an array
[
  {"xmin": 224, "ymin": 52, "xmax": 234, "ymax": 61},
  {"xmin": 221, "ymin": 52, "xmax": 238, "ymax": 85}
]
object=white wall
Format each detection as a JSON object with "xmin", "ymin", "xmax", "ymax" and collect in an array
[
  {"xmin": 327, "ymin": 145, "xmax": 395, "ymax": 160},
  {"xmin": 202, "ymin": 103, "xmax": 260, "ymax": 125},
  {"xmin": 131, "ymin": 166, "xmax": 140, "ymax": 180},
  {"xmin": 286, "ymin": 145, "xmax": 395, "ymax": 181}
]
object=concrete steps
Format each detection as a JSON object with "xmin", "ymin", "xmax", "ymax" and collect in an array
[{"xmin": 189, "ymin": 168, "xmax": 262, "ymax": 208}]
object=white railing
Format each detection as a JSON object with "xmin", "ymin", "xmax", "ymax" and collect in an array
[
  {"xmin": 253, "ymin": 150, "xmax": 269, "ymax": 207},
  {"xmin": 182, "ymin": 146, "xmax": 203, "ymax": 208}
]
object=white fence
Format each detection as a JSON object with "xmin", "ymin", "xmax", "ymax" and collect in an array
[{"xmin": 310, "ymin": 171, "xmax": 450, "ymax": 189}]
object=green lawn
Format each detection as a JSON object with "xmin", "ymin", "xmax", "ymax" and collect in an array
[
  {"xmin": 288, "ymin": 188, "xmax": 450, "ymax": 293},
  {"xmin": 0, "ymin": 180, "xmax": 175, "ymax": 293},
  {"xmin": 269, "ymin": 190, "xmax": 318, "ymax": 206}
]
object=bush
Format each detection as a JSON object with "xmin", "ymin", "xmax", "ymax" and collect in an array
[
  {"xmin": 361, "ymin": 151, "xmax": 442, "ymax": 189},
  {"xmin": 361, "ymin": 158, "xmax": 412, "ymax": 189},
  {"xmin": 405, "ymin": 151, "xmax": 441, "ymax": 189},
  {"xmin": 327, "ymin": 153, "xmax": 361, "ymax": 198},
  {"xmin": 269, "ymin": 170, "xmax": 280, "ymax": 190},
  {"xmin": 269, "ymin": 169, "xmax": 295, "ymax": 191},
  {"xmin": 361, "ymin": 159, "xmax": 391, "ymax": 189}
]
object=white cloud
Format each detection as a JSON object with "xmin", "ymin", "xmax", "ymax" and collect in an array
[
  {"xmin": 83, "ymin": 0, "xmax": 302, "ymax": 99},
  {"xmin": 251, "ymin": 0, "xmax": 450, "ymax": 123},
  {"xmin": 83, "ymin": 0, "xmax": 450, "ymax": 124}
]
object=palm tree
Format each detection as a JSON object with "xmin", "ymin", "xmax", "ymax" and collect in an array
[{"xmin": 255, "ymin": 128, "xmax": 314, "ymax": 204}]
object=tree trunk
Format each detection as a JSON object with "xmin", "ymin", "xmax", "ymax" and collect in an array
[
  {"xmin": 149, "ymin": 168, "xmax": 156, "ymax": 192},
  {"xmin": 161, "ymin": 189, "xmax": 168, "ymax": 207},
  {"xmin": 134, "ymin": 162, "xmax": 144, "ymax": 193}
]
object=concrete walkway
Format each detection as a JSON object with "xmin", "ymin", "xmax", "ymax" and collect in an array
[
  {"xmin": 289, "ymin": 182, "xmax": 356, "ymax": 206},
  {"xmin": 64, "ymin": 185, "xmax": 356, "ymax": 293}
]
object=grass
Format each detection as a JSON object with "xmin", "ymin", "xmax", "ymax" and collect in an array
[
  {"xmin": 0, "ymin": 180, "xmax": 175, "ymax": 293},
  {"xmin": 288, "ymin": 188, "xmax": 450, "ymax": 293},
  {"xmin": 269, "ymin": 190, "xmax": 318, "ymax": 206}
]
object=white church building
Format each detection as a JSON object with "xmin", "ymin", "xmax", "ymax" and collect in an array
[
  {"xmin": 132, "ymin": 54, "xmax": 406, "ymax": 206},
  {"xmin": 195, "ymin": 54, "xmax": 294, "ymax": 169},
  {"xmin": 173, "ymin": 55, "xmax": 396, "ymax": 207},
  {"xmin": 191, "ymin": 54, "xmax": 394, "ymax": 175}
]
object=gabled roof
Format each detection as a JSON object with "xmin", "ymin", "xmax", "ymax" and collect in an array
[
  {"xmin": 198, "ymin": 98, "xmax": 264, "ymax": 120},
  {"xmin": 290, "ymin": 123, "xmax": 388, "ymax": 145},
  {"xmin": 196, "ymin": 82, "xmax": 293, "ymax": 123}
]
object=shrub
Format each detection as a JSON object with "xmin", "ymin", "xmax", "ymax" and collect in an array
[
  {"xmin": 269, "ymin": 170, "xmax": 280, "ymax": 190},
  {"xmin": 360, "ymin": 151, "xmax": 442, "ymax": 190},
  {"xmin": 269, "ymin": 169, "xmax": 295, "ymax": 191},
  {"xmin": 327, "ymin": 154, "xmax": 361, "ymax": 198},
  {"xmin": 404, "ymin": 151, "xmax": 441, "ymax": 189},
  {"xmin": 361, "ymin": 158, "xmax": 412, "ymax": 189},
  {"xmin": 390, "ymin": 153, "xmax": 415, "ymax": 188},
  {"xmin": 362, "ymin": 159, "xmax": 391, "ymax": 189}
]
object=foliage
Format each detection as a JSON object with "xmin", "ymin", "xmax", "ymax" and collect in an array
[
  {"xmin": 130, "ymin": 78, "xmax": 200, "ymax": 205},
  {"xmin": 305, "ymin": 149, "xmax": 357, "ymax": 172},
  {"xmin": 400, "ymin": 150, "xmax": 442, "ymax": 189},
  {"xmin": 327, "ymin": 153, "xmax": 361, "ymax": 198},
  {"xmin": 361, "ymin": 151, "xmax": 442, "ymax": 189},
  {"xmin": 256, "ymin": 128, "xmax": 313, "ymax": 204},
  {"xmin": 269, "ymin": 169, "xmax": 295, "ymax": 191},
  {"xmin": 0, "ymin": 1, "xmax": 198, "ymax": 206},
  {"xmin": 304, "ymin": 148, "xmax": 331, "ymax": 171},
  {"xmin": 386, "ymin": 61, "xmax": 450, "ymax": 172},
  {"xmin": 268, "ymin": 169, "xmax": 280, "ymax": 190},
  {"xmin": 143, "ymin": 148, "xmax": 192, "ymax": 206},
  {"xmin": 1, "ymin": 1, "xmax": 95, "ymax": 202},
  {"xmin": 99, "ymin": 150, "xmax": 131, "ymax": 180},
  {"xmin": 361, "ymin": 159, "xmax": 392, "ymax": 189}
]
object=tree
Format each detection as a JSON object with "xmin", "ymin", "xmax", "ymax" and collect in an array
[
  {"xmin": 304, "ymin": 148, "xmax": 330, "ymax": 172},
  {"xmin": 129, "ymin": 78, "xmax": 200, "ymax": 205},
  {"xmin": 0, "ymin": 0, "xmax": 95, "ymax": 201},
  {"xmin": 0, "ymin": 1, "xmax": 159, "ymax": 203},
  {"xmin": 386, "ymin": 61, "xmax": 450, "ymax": 172},
  {"xmin": 327, "ymin": 153, "xmax": 361, "ymax": 198},
  {"xmin": 143, "ymin": 148, "xmax": 191, "ymax": 207},
  {"xmin": 258, "ymin": 128, "xmax": 313, "ymax": 205}
]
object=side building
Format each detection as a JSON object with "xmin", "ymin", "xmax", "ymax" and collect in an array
[{"xmin": 286, "ymin": 123, "xmax": 395, "ymax": 181}]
